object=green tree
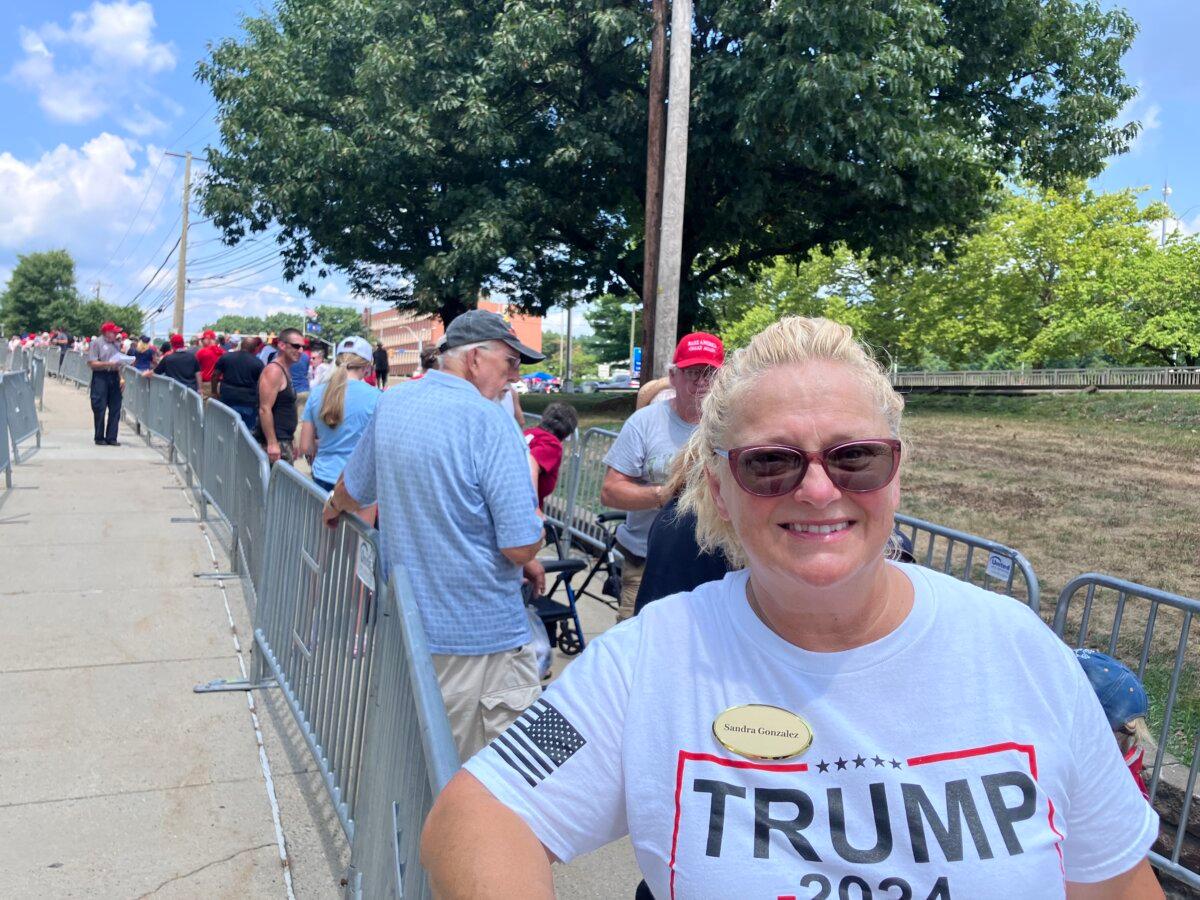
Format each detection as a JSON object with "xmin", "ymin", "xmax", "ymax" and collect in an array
[
  {"xmin": 197, "ymin": 0, "xmax": 1137, "ymax": 333},
  {"xmin": 312, "ymin": 305, "xmax": 368, "ymax": 346},
  {"xmin": 533, "ymin": 331, "xmax": 599, "ymax": 379},
  {"xmin": 583, "ymin": 295, "xmax": 640, "ymax": 364},
  {"xmin": 0, "ymin": 250, "xmax": 79, "ymax": 333}
]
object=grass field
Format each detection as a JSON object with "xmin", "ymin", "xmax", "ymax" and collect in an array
[{"xmin": 527, "ymin": 388, "xmax": 1200, "ymax": 760}]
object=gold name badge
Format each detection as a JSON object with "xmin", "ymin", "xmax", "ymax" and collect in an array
[{"xmin": 712, "ymin": 704, "xmax": 814, "ymax": 761}]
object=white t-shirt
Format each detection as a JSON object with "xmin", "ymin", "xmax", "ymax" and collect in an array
[{"xmin": 465, "ymin": 565, "xmax": 1157, "ymax": 899}]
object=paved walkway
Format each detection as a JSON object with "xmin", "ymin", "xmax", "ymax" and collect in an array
[
  {"xmin": 0, "ymin": 377, "xmax": 289, "ymax": 897},
  {"xmin": 0, "ymin": 375, "xmax": 642, "ymax": 898}
]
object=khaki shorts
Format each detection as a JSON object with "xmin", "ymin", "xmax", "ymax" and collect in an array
[
  {"xmin": 617, "ymin": 545, "xmax": 646, "ymax": 623},
  {"xmin": 433, "ymin": 644, "xmax": 541, "ymax": 759}
]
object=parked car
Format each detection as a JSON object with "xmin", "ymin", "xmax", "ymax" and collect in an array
[{"xmin": 596, "ymin": 374, "xmax": 634, "ymax": 391}]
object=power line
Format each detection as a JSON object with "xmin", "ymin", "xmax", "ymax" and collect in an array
[
  {"xmin": 86, "ymin": 151, "xmax": 173, "ymax": 287},
  {"xmin": 128, "ymin": 237, "xmax": 181, "ymax": 306}
]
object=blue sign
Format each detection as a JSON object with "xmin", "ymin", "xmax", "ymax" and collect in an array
[
  {"xmin": 632, "ymin": 346, "xmax": 642, "ymax": 374},
  {"xmin": 305, "ymin": 321, "xmax": 323, "ymax": 335}
]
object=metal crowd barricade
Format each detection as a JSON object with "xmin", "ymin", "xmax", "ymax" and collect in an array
[
  {"xmin": 893, "ymin": 513, "xmax": 1040, "ymax": 612},
  {"xmin": 248, "ymin": 463, "xmax": 386, "ymax": 844},
  {"xmin": 555, "ymin": 427, "xmax": 619, "ymax": 552},
  {"xmin": 63, "ymin": 350, "xmax": 90, "ymax": 387},
  {"xmin": 1, "ymin": 371, "xmax": 41, "ymax": 463},
  {"xmin": 1052, "ymin": 575, "xmax": 1200, "ymax": 889},
  {"xmin": 0, "ymin": 374, "xmax": 11, "ymax": 490},
  {"xmin": 121, "ymin": 366, "xmax": 148, "ymax": 432},
  {"xmin": 0, "ymin": 343, "xmax": 9, "ymax": 369},
  {"xmin": 30, "ymin": 355, "xmax": 45, "ymax": 410},
  {"xmin": 345, "ymin": 565, "xmax": 459, "ymax": 899},
  {"xmin": 144, "ymin": 374, "xmax": 175, "ymax": 447}
]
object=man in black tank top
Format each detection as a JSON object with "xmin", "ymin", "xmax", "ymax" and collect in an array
[{"xmin": 257, "ymin": 326, "xmax": 302, "ymax": 463}]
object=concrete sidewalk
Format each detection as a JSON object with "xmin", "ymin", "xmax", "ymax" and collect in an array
[{"xmin": 0, "ymin": 377, "xmax": 288, "ymax": 897}]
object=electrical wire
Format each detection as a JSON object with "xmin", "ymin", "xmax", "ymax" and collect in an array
[
  {"xmin": 128, "ymin": 237, "xmax": 181, "ymax": 306},
  {"xmin": 86, "ymin": 152, "xmax": 173, "ymax": 287}
]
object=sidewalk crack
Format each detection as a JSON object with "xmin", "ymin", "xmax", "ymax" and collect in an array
[{"xmin": 135, "ymin": 843, "xmax": 274, "ymax": 897}]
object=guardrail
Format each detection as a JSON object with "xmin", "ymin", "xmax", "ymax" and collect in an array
[
  {"xmin": 1053, "ymin": 575, "xmax": 1200, "ymax": 889},
  {"xmin": 892, "ymin": 366, "xmax": 1200, "ymax": 391}
]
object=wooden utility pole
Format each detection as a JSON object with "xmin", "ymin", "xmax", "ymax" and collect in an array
[
  {"xmin": 652, "ymin": 0, "xmax": 692, "ymax": 378},
  {"xmin": 172, "ymin": 151, "xmax": 192, "ymax": 335},
  {"xmin": 564, "ymin": 303, "xmax": 574, "ymax": 388},
  {"xmin": 641, "ymin": 0, "xmax": 668, "ymax": 381}
]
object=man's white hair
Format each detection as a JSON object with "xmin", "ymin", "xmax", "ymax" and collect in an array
[{"xmin": 441, "ymin": 340, "xmax": 494, "ymax": 360}]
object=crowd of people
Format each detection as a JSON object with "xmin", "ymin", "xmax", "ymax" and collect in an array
[{"xmin": 65, "ymin": 307, "xmax": 1170, "ymax": 896}]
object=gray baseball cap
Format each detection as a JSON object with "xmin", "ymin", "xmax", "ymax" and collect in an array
[{"xmin": 439, "ymin": 309, "xmax": 545, "ymax": 363}]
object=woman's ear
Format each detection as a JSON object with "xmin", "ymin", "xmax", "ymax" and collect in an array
[{"xmin": 705, "ymin": 464, "xmax": 732, "ymax": 522}]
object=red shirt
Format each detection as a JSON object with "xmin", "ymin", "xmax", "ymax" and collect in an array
[
  {"xmin": 525, "ymin": 427, "xmax": 564, "ymax": 505},
  {"xmin": 196, "ymin": 343, "xmax": 225, "ymax": 380}
]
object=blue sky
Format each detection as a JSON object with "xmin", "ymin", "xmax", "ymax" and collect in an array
[{"xmin": 0, "ymin": 0, "xmax": 1194, "ymax": 335}]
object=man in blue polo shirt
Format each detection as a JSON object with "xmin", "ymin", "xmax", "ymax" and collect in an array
[{"xmin": 324, "ymin": 309, "xmax": 546, "ymax": 758}]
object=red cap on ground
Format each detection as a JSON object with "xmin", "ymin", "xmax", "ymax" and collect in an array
[
  {"xmin": 672, "ymin": 332, "xmax": 725, "ymax": 369},
  {"xmin": 169, "ymin": 333, "xmax": 185, "ymax": 349},
  {"xmin": 100, "ymin": 322, "xmax": 119, "ymax": 334},
  {"xmin": 201, "ymin": 329, "xmax": 216, "ymax": 340}
]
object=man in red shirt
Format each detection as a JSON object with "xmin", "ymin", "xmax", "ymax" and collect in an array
[
  {"xmin": 524, "ymin": 402, "xmax": 578, "ymax": 509},
  {"xmin": 195, "ymin": 329, "xmax": 225, "ymax": 400}
]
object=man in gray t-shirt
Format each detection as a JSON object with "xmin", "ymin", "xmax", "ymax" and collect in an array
[{"xmin": 600, "ymin": 332, "xmax": 725, "ymax": 620}]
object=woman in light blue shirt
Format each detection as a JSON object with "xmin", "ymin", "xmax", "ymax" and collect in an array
[{"xmin": 298, "ymin": 336, "xmax": 380, "ymax": 491}]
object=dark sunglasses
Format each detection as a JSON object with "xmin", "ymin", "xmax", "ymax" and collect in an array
[
  {"xmin": 713, "ymin": 439, "xmax": 902, "ymax": 497},
  {"xmin": 283, "ymin": 341, "xmax": 304, "ymax": 350}
]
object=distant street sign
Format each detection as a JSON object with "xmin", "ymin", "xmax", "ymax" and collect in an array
[{"xmin": 633, "ymin": 346, "xmax": 642, "ymax": 374}]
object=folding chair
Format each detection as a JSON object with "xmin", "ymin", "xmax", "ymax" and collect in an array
[{"xmin": 546, "ymin": 512, "xmax": 626, "ymax": 614}]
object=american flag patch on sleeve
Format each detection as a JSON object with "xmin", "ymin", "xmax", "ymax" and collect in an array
[{"xmin": 493, "ymin": 699, "xmax": 587, "ymax": 787}]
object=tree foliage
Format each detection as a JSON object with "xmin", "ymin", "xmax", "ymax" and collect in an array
[
  {"xmin": 583, "ymin": 294, "xmax": 640, "ymax": 364},
  {"xmin": 0, "ymin": 250, "xmax": 142, "ymax": 336},
  {"xmin": 203, "ymin": 305, "xmax": 367, "ymax": 345},
  {"xmin": 717, "ymin": 184, "xmax": 1199, "ymax": 368},
  {"xmin": 198, "ymin": 0, "xmax": 1137, "ymax": 331}
]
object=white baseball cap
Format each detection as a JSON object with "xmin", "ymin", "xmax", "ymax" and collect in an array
[{"xmin": 336, "ymin": 335, "xmax": 374, "ymax": 365}]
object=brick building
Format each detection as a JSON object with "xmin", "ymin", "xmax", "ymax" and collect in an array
[{"xmin": 365, "ymin": 299, "xmax": 543, "ymax": 377}]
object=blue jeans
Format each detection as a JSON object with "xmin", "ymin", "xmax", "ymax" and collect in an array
[{"xmin": 227, "ymin": 404, "xmax": 257, "ymax": 434}]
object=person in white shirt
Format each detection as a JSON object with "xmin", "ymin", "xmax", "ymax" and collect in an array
[{"xmin": 423, "ymin": 316, "xmax": 1162, "ymax": 900}]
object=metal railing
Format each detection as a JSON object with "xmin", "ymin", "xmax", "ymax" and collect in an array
[
  {"xmin": 894, "ymin": 513, "xmax": 1040, "ymax": 611},
  {"xmin": 892, "ymin": 366, "xmax": 1200, "ymax": 390},
  {"xmin": 345, "ymin": 564, "xmax": 459, "ymax": 899},
  {"xmin": 112, "ymin": 362, "xmax": 457, "ymax": 897},
  {"xmin": 0, "ymin": 374, "xmax": 11, "ymax": 490},
  {"xmin": 251, "ymin": 463, "xmax": 385, "ymax": 842},
  {"xmin": 1, "ymin": 371, "xmax": 41, "ymax": 463},
  {"xmin": 1053, "ymin": 575, "xmax": 1200, "ymax": 889}
]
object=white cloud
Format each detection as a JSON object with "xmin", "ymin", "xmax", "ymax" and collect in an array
[
  {"xmin": 1117, "ymin": 85, "xmax": 1162, "ymax": 156},
  {"xmin": 0, "ymin": 133, "xmax": 173, "ymax": 259},
  {"xmin": 11, "ymin": 2, "xmax": 176, "ymax": 129}
]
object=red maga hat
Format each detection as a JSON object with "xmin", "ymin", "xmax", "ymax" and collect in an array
[
  {"xmin": 100, "ymin": 321, "xmax": 119, "ymax": 334},
  {"xmin": 169, "ymin": 333, "xmax": 186, "ymax": 349},
  {"xmin": 672, "ymin": 332, "xmax": 725, "ymax": 369},
  {"xmin": 201, "ymin": 329, "xmax": 217, "ymax": 340}
]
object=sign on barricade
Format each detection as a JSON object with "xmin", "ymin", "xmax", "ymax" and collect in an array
[
  {"xmin": 1053, "ymin": 574, "xmax": 1200, "ymax": 889},
  {"xmin": 893, "ymin": 513, "xmax": 1040, "ymax": 611},
  {"xmin": 1, "ymin": 371, "xmax": 41, "ymax": 463}
]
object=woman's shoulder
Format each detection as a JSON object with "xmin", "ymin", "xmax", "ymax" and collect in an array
[{"xmin": 900, "ymin": 563, "xmax": 1072, "ymax": 662}]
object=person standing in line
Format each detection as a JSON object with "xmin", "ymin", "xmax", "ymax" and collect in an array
[
  {"xmin": 211, "ymin": 337, "xmax": 265, "ymax": 432},
  {"xmin": 132, "ymin": 335, "xmax": 157, "ymax": 372},
  {"xmin": 599, "ymin": 332, "xmax": 725, "ymax": 620},
  {"xmin": 86, "ymin": 321, "xmax": 124, "ymax": 446},
  {"xmin": 153, "ymin": 334, "xmax": 202, "ymax": 392},
  {"xmin": 195, "ymin": 330, "xmax": 225, "ymax": 400},
  {"xmin": 524, "ymin": 402, "xmax": 577, "ymax": 510},
  {"xmin": 257, "ymin": 327, "xmax": 302, "ymax": 464},
  {"xmin": 323, "ymin": 309, "xmax": 546, "ymax": 759},
  {"xmin": 373, "ymin": 341, "xmax": 390, "ymax": 388},
  {"xmin": 309, "ymin": 347, "xmax": 332, "ymax": 386},
  {"xmin": 297, "ymin": 336, "xmax": 380, "ymax": 492},
  {"xmin": 290, "ymin": 338, "xmax": 312, "ymax": 421},
  {"xmin": 53, "ymin": 327, "xmax": 71, "ymax": 368}
]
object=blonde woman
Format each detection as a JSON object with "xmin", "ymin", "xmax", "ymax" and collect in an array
[
  {"xmin": 297, "ymin": 336, "xmax": 380, "ymax": 492},
  {"xmin": 423, "ymin": 317, "xmax": 1161, "ymax": 899}
]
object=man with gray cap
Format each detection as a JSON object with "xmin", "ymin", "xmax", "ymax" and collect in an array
[{"xmin": 323, "ymin": 309, "xmax": 547, "ymax": 758}]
